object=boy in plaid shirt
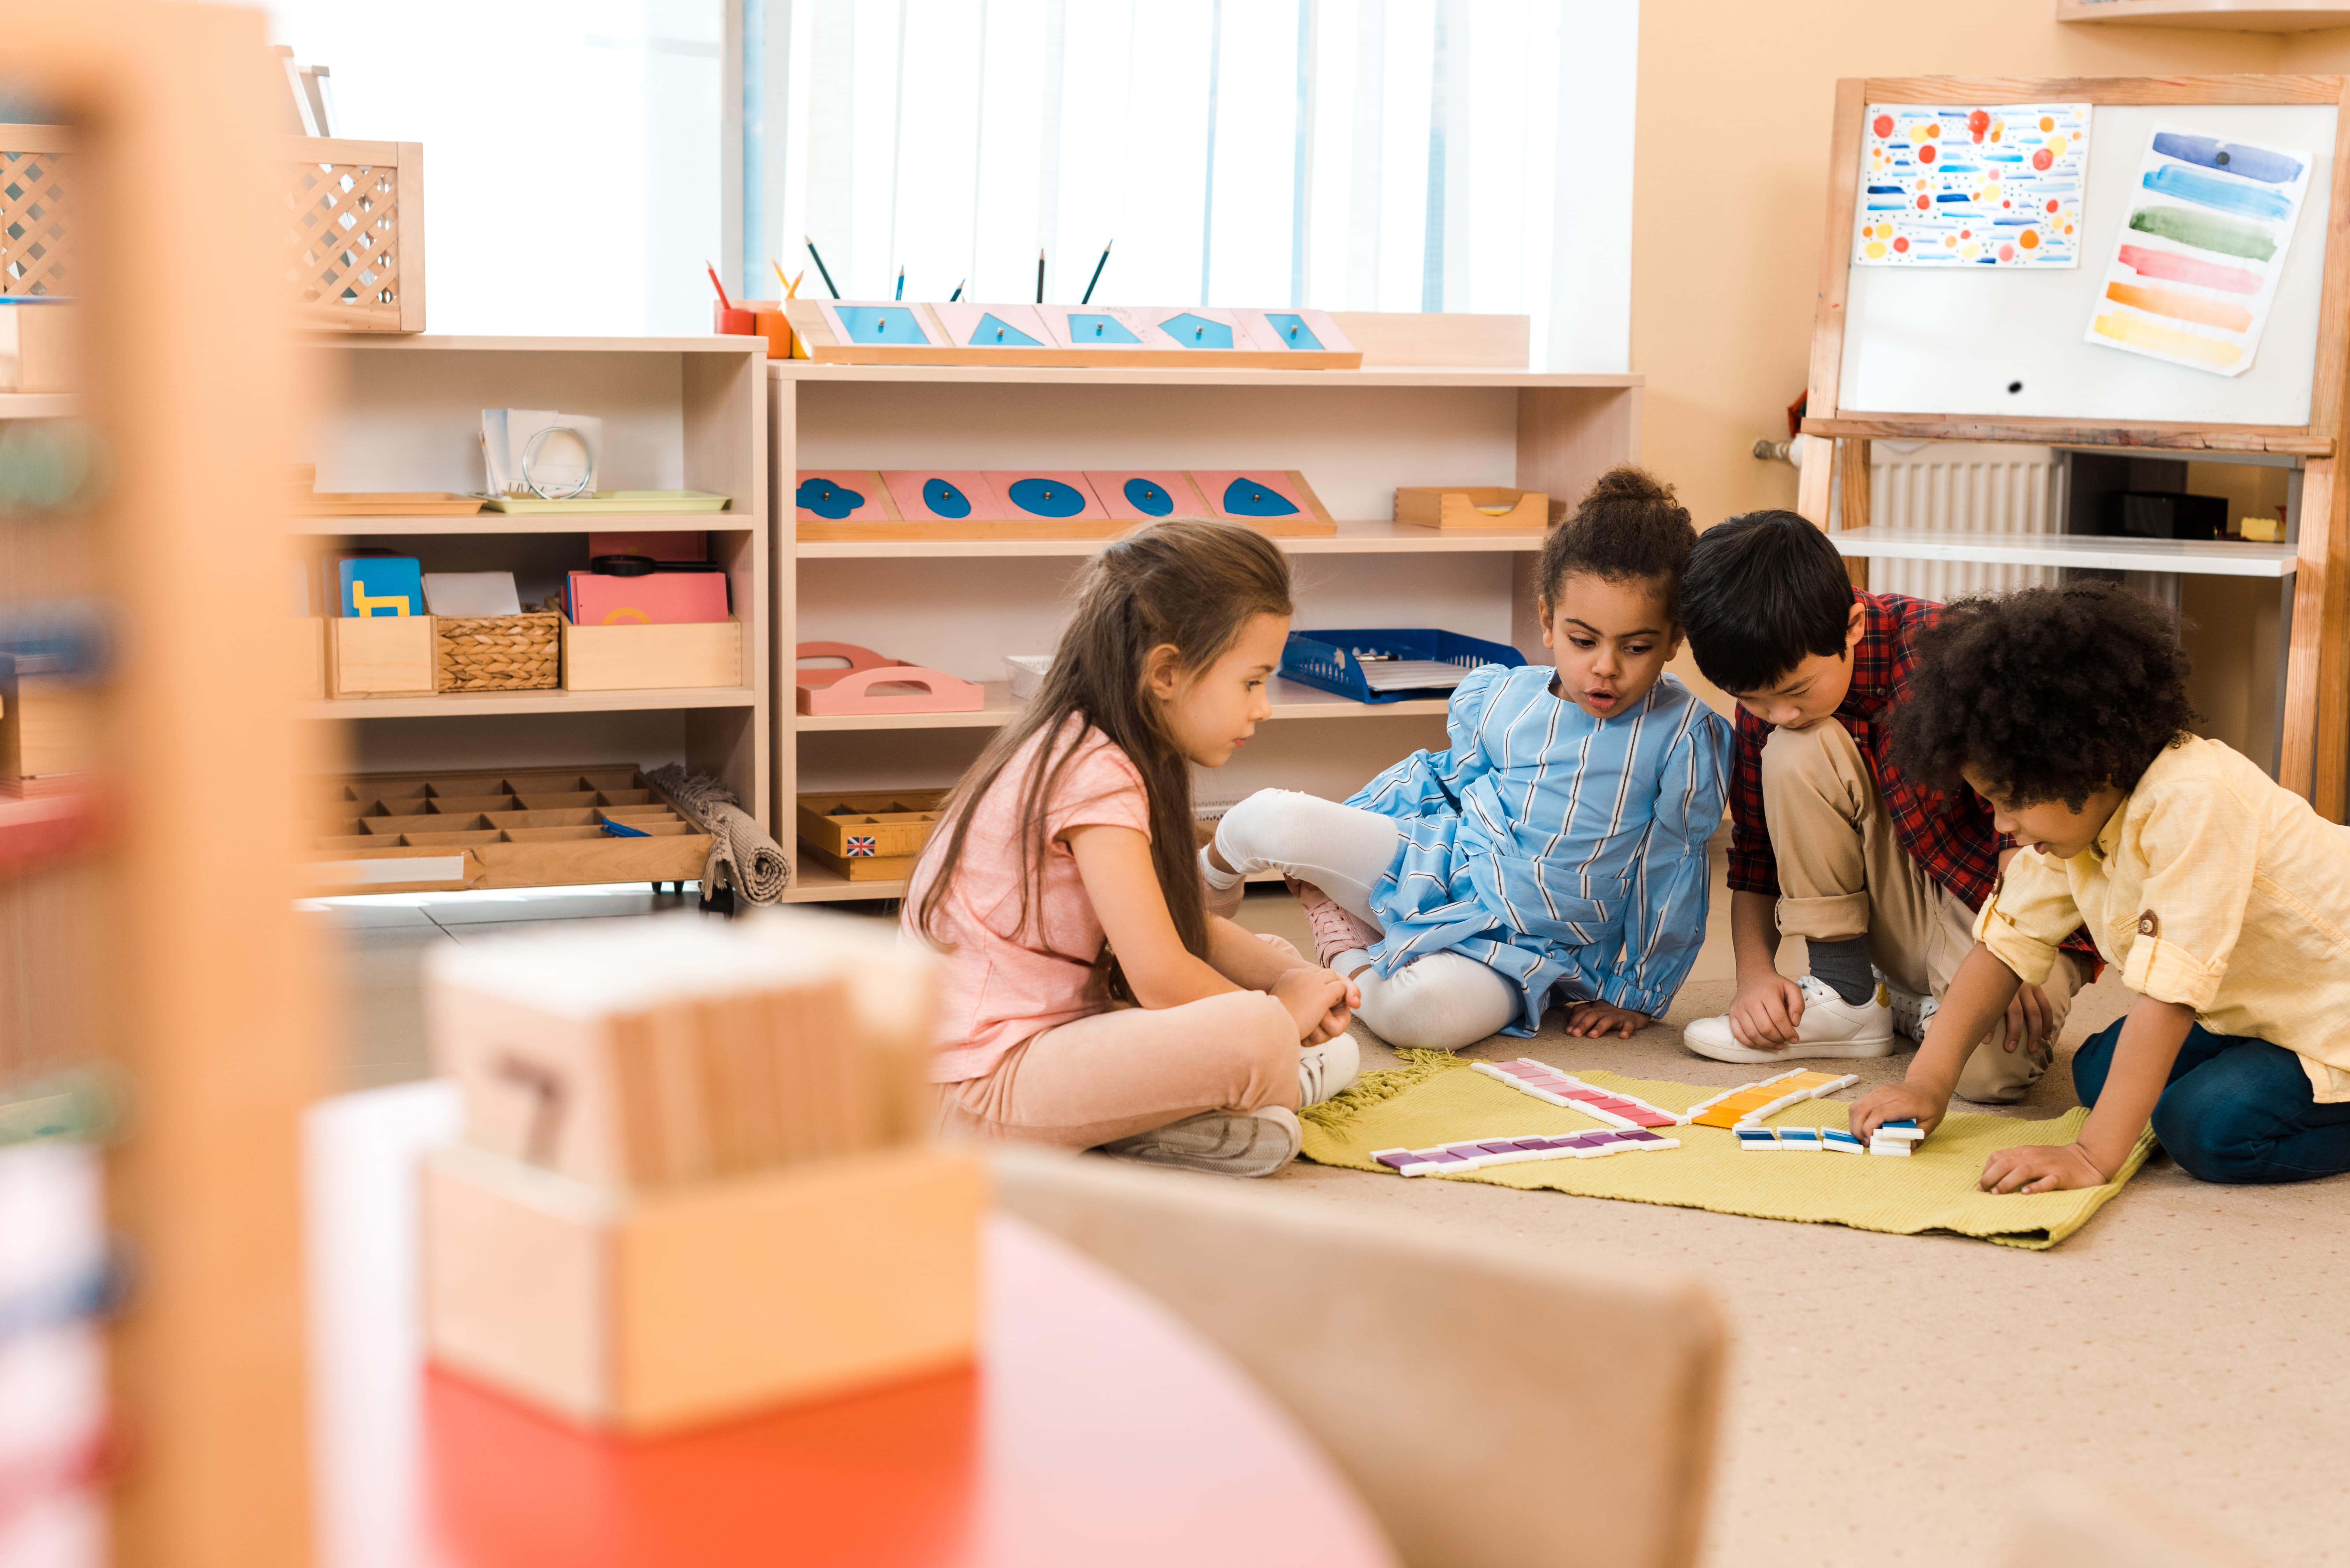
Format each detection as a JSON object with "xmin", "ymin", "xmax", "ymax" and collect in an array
[{"xmin": 1675, "ymin": 511, "xmax": 2094, "ymax": 1102}]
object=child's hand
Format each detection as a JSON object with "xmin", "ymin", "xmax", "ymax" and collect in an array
[
  {"xmin": 1849, "ymin": 1082, "xmax": 1944, "ymax": 1144},
  {"xmin": 1980, "ymin": 1142, "xmax": 2108, "ymax": 1194},
  {"xmin": 1273, "ymin": 967, "xmax": 1354, "ymax": 1043},
  {"xmin": 1728, "ymin": 974, "xmax": 1806, "ymax": 1050},
  {"xmin": 1563, "ymin": 1001, "xmax": 1648, "ymax": 1039}
]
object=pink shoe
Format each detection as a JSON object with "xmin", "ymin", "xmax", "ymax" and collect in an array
[{"xmin": 1292, "ymin": 880, "xmax": 1379, "ymax": 967}]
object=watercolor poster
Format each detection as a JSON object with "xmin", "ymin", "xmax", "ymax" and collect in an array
[
  {"xmin": 1854, "ymin": 103, "xmax": 2091, "ymax": 267},
  {"xmin": 2084, "ymin": 124, "xmax": 2313, "ymax": 378}
]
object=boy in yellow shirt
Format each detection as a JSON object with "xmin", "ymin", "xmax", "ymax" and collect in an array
[{"xmin": 1850, "ymin": 582, "xmax": 2350, "ymax": 1190}]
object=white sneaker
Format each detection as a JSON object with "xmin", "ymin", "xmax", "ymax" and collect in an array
[
  {"xmin": 1680, "ymin": 975, "xmax": 1897, "ymax": 1064},
  {"xmin": 1874, "ymin": 966, "xmax": 1936, "ymax": 1042},
  {"xmin": 1100, "ymin": 1105, "xmax": 1302, "ymax": 1178},
  {"xmin": 1298, "ymin": 1031, "xmax": 1360, "ymax": 1107}
]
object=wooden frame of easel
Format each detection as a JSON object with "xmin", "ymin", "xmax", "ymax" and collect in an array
[{"xmin": 1800, "ymin": 75, "xmax": 2350, "ymax": 822}]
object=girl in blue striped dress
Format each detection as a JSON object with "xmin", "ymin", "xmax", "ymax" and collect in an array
[{"xmin": 1204, "ymin": 468, "xmax": 1734, "ymax": 1052}]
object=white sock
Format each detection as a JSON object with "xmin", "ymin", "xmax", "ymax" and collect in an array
[
  {"xmin": 1199, "ymin": 841, "xmax": 1244, "ymax": 891},
  {"xmin": 1330, "ymin": 947, "xmax": 1374, "ymax": 981}
]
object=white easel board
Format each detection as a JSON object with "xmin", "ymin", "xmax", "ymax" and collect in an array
[{"xmin": 1840, "ymin": 102, "xmax": 2336, "ymax": 426}]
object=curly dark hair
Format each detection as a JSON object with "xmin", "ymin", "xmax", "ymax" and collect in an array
[
  {"xmin": 1535, "ymin": 466, "xmax": 1697, "ymax": 622},
  {"xmin": 1890, "ymin": 582, "xmax": 2197, "ymax": 810}
]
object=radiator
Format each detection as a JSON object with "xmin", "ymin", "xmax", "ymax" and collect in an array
[{"xmin": 1865, "ymin": 441, "xmax": 2062, "ymax": 602}]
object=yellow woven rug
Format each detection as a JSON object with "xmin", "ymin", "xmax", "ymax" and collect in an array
[{"xmin": 1300, "ymin": 1052, "xmax": 2155, "ymax": 1249}]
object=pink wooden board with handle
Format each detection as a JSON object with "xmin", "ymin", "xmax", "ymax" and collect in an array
[
  {"xmin": 881, "ymin": 471, "xmax": 1008, "ymax": 523},
  {"xmin": 1086, "ymin": 471, "xmax": 1205, "ymax": 522}
]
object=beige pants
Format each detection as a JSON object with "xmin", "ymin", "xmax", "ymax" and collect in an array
[
  {"xmin": 940, "ymin": 989, "xmax": 1304, "ymax": 1150},
  {"xmin": 1761, "ymin": 720, "xmax": 2081, "ymax": 1103}
]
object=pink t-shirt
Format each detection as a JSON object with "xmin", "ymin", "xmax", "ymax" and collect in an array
[{"xmin": 906, "ymin": 716, "xmax": 1153, "ymax": 1082}]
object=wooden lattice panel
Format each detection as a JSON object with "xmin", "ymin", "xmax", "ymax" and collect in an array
[
  {"xmin": 0, "ymin": 126, "xmax": 71, "ymax": 298},
  {"xmin": 0, "ymin": 129, "xmax": 423, "ymax": 330},
  {"xmin": 283, "ymin": 137, "xmax": 424, "ymax": 332}
]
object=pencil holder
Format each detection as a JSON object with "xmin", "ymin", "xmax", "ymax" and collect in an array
[
  {"xmin": 712, "ymin": 303, "xmax": 757, "ymax": 336},
  {"xmin": 434, "ymin": 611, "xmax": 560, "ymax": 693}
]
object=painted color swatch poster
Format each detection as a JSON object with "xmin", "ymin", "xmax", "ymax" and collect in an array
[
  {"xmin": 1853, "ymin": 103, "xmax": 2091, "ymax": 267},
  {"xmin": 2085, "ymin": 123, "xmax": 2313, "ymax": 377}
]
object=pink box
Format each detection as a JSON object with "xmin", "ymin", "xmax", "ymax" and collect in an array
[{"xmin": 566, "ymin": 571, "xmax": 730, "ymax": 626}]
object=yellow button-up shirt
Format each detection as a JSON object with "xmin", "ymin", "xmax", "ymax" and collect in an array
[{"xmin": 1975, "ymin": 735, "xmax": 2350, "ymax": 1103}]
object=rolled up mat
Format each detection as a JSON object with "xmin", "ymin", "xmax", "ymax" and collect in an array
[{"xmin": 646, "ymin": 764, "xmax": 791, "ymax": 905}]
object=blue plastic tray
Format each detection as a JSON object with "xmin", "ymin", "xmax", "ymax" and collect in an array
[{"xmin": 1279, "ymin": 628, "xmax": 1525, "ymax": 704}]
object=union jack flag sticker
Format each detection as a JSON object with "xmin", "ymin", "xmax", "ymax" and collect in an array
[{"xmin": 846, "ymin": 835, "xmax": 877, "ymax": 857}]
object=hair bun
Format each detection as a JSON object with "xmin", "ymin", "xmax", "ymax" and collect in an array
[{"xmin": 1581, "ymin": 465, "xmax": 1674, "ymax": 506}]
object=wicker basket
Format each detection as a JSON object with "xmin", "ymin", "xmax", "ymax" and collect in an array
[{"xmin": 435, "ymin": 612, "xmax": 560, "ymax": 692}]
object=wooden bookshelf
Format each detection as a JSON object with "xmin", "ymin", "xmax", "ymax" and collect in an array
[
  {"xmin": 770, "ymin": 325, "xmax": 1638, "ymax": 901},
  {"xmin": 300, "ymin": 336, "xmax": 770, "ymax": 842}
]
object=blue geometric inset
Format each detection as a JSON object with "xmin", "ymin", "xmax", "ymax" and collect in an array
[
  {"xmin": 1161, "ymin": 312, "xmax": 1234, "ymax": 349},
  {"xmin": 970, "ymin": 312, "xmax": 1043, "ymax": 347},
  {"xmin": 1006, "ymin": 477, "xmax": 1087, "ymax": 518},
  {"xmin": 836, "ymin": 305, "xmax": 924, "ymax": 344},
  {"xmin": 796, "ymin": 477, "xmax": 865, "ymax": 519},
  {"xmin": 1263, "ymin": 313, "xmax": 1323, "ymax": 350},
  {"xmin": 1220, "ymin": 477, "xmax": 1299, "ymax": 517},
  {"xmin": 1123, "ymin": 478, "xmax": 1175, "ymax": 516},
  {"xmin": 921, "ymin": 478, "xmax": 973, "ymax": 518},
  {"xmin": 1067, "ymin": 313, "xmax": 1139, "ymax": 344}
]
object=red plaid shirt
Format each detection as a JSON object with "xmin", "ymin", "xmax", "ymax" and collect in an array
[{"xmin": 1726, "ymin": 593, "xmax": 2097, "ymax": 967}]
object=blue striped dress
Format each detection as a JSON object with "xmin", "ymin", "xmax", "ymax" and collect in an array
[{"xmin": 1344, "ymin": 663, "xmax": 1734, "ymax": 1036}]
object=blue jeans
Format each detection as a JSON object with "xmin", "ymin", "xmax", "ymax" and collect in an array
[{"xmin": 2074, "ymin": 1018, "xmax": 2350, "ymax": 1184}]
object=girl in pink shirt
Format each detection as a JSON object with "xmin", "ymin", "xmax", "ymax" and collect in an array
[{"xmin": 906, "ymin": 520, "xmax": 1361, "ymax": 1177}]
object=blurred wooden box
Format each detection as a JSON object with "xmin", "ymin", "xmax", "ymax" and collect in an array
[
  {"xmin": 421, "ymin": 1140, "xmax": 984, "ymax": 1435},
  {"xmin": 290, "ymin": 617, "xmax": 325, "ymax": 698},
  {"xmin": 0, "ymin": 301, "xmax": 77, "ymax": 392},
  {"xmin": 1393, "ymin": 486, "xmax": 1551, "ymax": 531},
  {"xmin": 560, "ymin": 614, "xmax": 741, "ymax": 691},
  {"xmin": 329, "ymin": 614, "xmax": 435, "ymax": 696}
]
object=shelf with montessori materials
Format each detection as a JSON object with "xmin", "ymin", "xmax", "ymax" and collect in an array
[
  {"xmin": 770, "ymin": 312, "xmax": 1638, "ymax": 904},
  {"xmin": 298, "ymin": 335, "xmax": 771, "ymax": 833}
]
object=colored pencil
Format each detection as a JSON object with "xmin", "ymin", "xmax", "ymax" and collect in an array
[
  {"xmin": 771, "ymin": 258, "xmax": 790, "ymax": 293},
  {"xmin": 1080, "ymin": 239, "xmax": 1113, "ymax": 304},
  {"xmin": 787, "ymin": 269, "xmax": 804, "ymax": 298},
  {"xmin": 804, "ymin": 236, "xmax": 840, "ymax": 299},
  {"xmin": 1035, "ymin": 248, "xmax": 1045, "ymax": 304},
  {"xmin": 704, "ymin": 261, "xmax": 733, "ymax": 312},
  {"xmin": 893, "ymin": 266, "xmax": 905, "ymax": 300},
  {"xmin": 948, "ymin": 278, "xmax": 965, "ymax": 302}
]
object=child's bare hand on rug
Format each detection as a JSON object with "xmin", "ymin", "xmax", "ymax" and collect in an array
[
  {"xmin": 1727, "ymin": 972, "xmax": 1805, "ymax": 1049},
  {"xmin": 1562, "ymin": 1000, "xmax": 1649, "ymax": 1038},
  {"xmin": 1980, "ymin": 1141, "xmax": 2108, "ymax": 1194},
  {"xmin": 1275, "ymin": 966, "xmax": 1357, "ymax": 1045},
  {"xmin": 1849, "ymin": 1082, "xmax": 1944, "ymax": 1143}
]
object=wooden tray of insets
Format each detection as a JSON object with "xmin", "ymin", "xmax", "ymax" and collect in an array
[
  {"xmin": 796, "ymin": 789, "xmax": 949, "ymax": 881},
  {"xmin": 305, "ymin": 764, "xmax": 711, "ymax": 896}
]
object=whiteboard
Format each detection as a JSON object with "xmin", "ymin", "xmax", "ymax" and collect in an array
[{"xmin": 1841, "ymin": 103, "xmax": 2336, "ymax": 426}]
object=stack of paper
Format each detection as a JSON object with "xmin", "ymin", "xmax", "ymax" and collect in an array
[{"xmin": 1358, "ymin": 658, "xmax": 1471, "ymax": 693}]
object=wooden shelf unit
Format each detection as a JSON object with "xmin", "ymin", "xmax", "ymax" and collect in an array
[
  {"xmin": 302, "ymin": 336, "xmax": 770, "ymax": 846},
  {"xmin": 769, "ymin": 338, "xmax": 1638, "ymax": 903},
  {"xmin": 2054, "ymin": 0, "xmax": 2350, "ymax": 27}
]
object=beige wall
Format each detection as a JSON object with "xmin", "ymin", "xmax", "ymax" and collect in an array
[{"xmin": 1631, "ymin": 5, "xmax": 2315, "ymax": 750}]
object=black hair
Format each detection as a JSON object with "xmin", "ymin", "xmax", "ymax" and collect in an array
[
  {"xmin": 1680, "ymin": 510, "xmax": 1857, "ymax": 694},
  {"xmin": 1534, "ymin": 466, "xmax": 1696, "ymax": 622},
  {"xmin": 1890, "ymin": 582, "xmax": 2197, "ymax": 810}
]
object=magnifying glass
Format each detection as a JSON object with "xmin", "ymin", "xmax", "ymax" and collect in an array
[{"xmin": 521, "ymin": 424, "xmax": 593, "ymax": 500}]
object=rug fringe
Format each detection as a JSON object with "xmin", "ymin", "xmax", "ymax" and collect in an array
[{"xmin": 1301, "ymin": 1047, "xmax": 1465, "ymax": 1136}]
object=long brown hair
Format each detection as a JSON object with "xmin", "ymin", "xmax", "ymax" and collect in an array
[{"xmin": 912, "ymin": 518, "xmax": 1293, "ymax": 959}]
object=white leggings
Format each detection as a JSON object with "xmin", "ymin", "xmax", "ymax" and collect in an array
[{"xmin": 1211, "ymin": 789, "xmax": 1520, "ymax": 1053}]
